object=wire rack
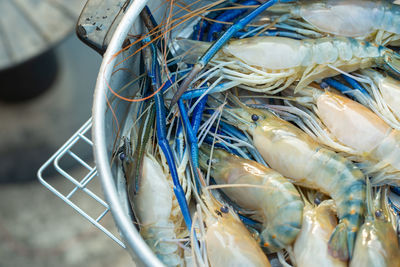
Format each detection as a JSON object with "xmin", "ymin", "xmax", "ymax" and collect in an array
[{"xmin": 37, "ymin": 118, "xmax": 126, "ymax": 249}]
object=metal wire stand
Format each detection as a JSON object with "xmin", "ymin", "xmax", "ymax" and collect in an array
[{"xmin": 37, "ymin": 118, "xmax": 126, "ymax": 248}]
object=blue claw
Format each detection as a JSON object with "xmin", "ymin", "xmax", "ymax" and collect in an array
[
  {"xmin": 235, "ymin": 29, "xmax": 306, "ymax": 39},
  {"xmin": 323, "ymin": 78, "xmax": 358, "ymax": 99},
  {"xmin": 192, "ymin": 0, "xmax": 239, "ymax": 41},
  {"xmin": 191, "ymin": 96, "xmax": 209, "ymax": 133},
  {"xmin": 178, "ymin": 99, "xmax": 202, "ymax": 192},
  {"xmin": 207, "ymin": 0, "xmax": 259, "ymax": 42},
  {"xmin": 323, "ymin": 76, "xmax": 370, "ymax": 100},
  {"xmin": 170, "ymin": 0, "xmax": 295, "ymax": 107},
  {"xmin": 393, "ymin": 187, "xmax": 400, "ymax": 196},
  {"xmin": 178, "ymin": 99, "xmax": 200, "ymax": 169},
  {"xmin": 181, "ymin": 81, "xmax": 238, "ymax": 100},
  {"xmin": 143, "ymin": 37, "xmax": 192, "ymax": 230},
  {"xmin": 200, "ymin": 0, "xmax": 288, "ymax": 66},
  {"xmin": 341, "ymin": 74, "xmax": 369, "ymax": 96}
]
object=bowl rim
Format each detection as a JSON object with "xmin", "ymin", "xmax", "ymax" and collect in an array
[{"xmin": 92, "ymin": 1, "xmax": 164, "ymax": 266}]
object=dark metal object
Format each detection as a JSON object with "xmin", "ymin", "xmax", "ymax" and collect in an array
[{"xmin": 76, "ymin": 0, "xmax": 131, "ymax": 55}]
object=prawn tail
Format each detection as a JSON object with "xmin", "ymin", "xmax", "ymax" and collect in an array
[
  {"xmin": 346, "ymin": 228, "xmax": 357, "ymax": 261},
  {"xmin": 328, "ymin": 222, "xmax": 349, "ymax": 261},
  {"xmin": 382, "ymin": 50, "xmax": 400, "ymax": 78},
  {"xmin": 175, "ymin": 38, "xmax": 211, "ymax": 64}
]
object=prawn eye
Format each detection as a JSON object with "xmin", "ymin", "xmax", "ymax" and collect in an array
[
  {"xmin": 375, "ymin": 210, "xmax": 382, "ymax": 218},
  {"xmin": 207, "ymin": 159, "xmax": 216, "ymax": 165},
  {"xmin": 251, "ymin": 114, "xmax": 259, "ymax": 122},
  {"xmin": 119, "ymin": 152, "xmax": 126, "ymax": 161},
  {"xmin": 314, "ymin": 197, "xmax": 321, "ymax": 205},
  {"xmin": 220, "ymin": 206, "xmax": 229, "ymax": 213}
]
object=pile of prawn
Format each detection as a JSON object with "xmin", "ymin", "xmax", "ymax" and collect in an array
[{"xmin": 107, "ymin": 0, "xmax": 400, "ymax": 266}]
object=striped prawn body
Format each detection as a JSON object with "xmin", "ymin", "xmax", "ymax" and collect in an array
[
  {"xmin": 217, "ymin": 36, "xmax": 391, "ymax": 92},
  {"xmin": 199, "ymin": 146, "xmax": 304, "ymax": 252},
  {"xmin": 224, "ymin": 99, "xmax": 365, "ymax": 261},
  {"xmin": 269, "ymin": 0, "xmax": 400, "ymax": 45}
]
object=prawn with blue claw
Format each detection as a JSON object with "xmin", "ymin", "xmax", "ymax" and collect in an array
[{"xmin": 107, "ymin": 1, "xmax": 400, "ymax": 266}]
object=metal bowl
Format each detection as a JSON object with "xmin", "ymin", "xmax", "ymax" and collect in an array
[{"xmin": 92, "ymin": 1, "xmax": 197, "ymax": 266}]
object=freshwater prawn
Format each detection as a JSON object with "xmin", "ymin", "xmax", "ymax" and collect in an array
[
  {"xmin": 134, "ymin": 152, "xmax": 189, "ymax": 266},
  {"xmin": 267, "ymin": 0, "xmax": 400, "ymax": 46},
  {"xmin": 193, "ymin": 187, "xmax": 272, "ymax": 267},
  {"xmin": 198, "ymin": 145, "xmax": 304, "ymax": 253},
  {"xmin": 350, "ymin": 182, "xmax": 400, "ymax": 267},
  {"xmin": 223, "ymin": 95, "xmax": 366, "ymax": 261},
  {"xmin": 106, "ymin": 0, "xmax": 400, "ymax": 265},
  {"xmin": 118, "ymin": 131, "xmax": 192, "ymax": 266},
  {"xmin": 289, "ymin": 86, "xmax": 400, "ymax": 184},
  {"xmin": 176, "ymin": 35, "xmax": 400, "ymax": 95}
]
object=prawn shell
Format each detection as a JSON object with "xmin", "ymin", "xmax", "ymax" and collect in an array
[
  {"xmin": 223, "ymin": 37, "xmax": 304, "ymax": 70},
  {"xmin": 350, "ymin": 220, "xmax": 400, "ymax": 267},
  {"xmin": 134, "ymin": 155, "xmax": 173, "ymax": 224},
  {"xmin": 202, "ymin": 192, "xmax": 271, "ymax": 267},
  {"xmin": 372, "ymin": 129, "xmax": 400, "ymax": 172},
  {"xmin": 316, "ymin": 91, "xmax": 400, "ymax": 175},
  {"xmin": 222, "ymin": 36, "xmax": 381, "ymax": 70},
  {"xmin": 133, "ymin": 155, "xmax": 182, "ymax": 264},
  {"xmin": 316, "ymin": 91, "xmax": 392, "ymax": 155},
  {"xmin": 298, "ymin": 0, "xmax": 384, "ymax": 37},
  {"xmin": 205, "ymin": 216, "xmax": 272, "ymax": 267},
  {"xmin": 294, "ymin": 200, "xmax": 346, "ymax": 267}
]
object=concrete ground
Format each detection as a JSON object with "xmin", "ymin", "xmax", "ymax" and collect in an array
[
  {"xmin": 0, "ymin": 32, "xmax": 133, "ymax": 266},
  {"xmin": 0, "ymin": 168, "xmax": 132, "ymax": 267}
]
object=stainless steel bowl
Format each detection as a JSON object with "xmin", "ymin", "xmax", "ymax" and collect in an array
[{"xmin": 92, "ymin": 1, "xmax": 198, "ymax": 266}]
